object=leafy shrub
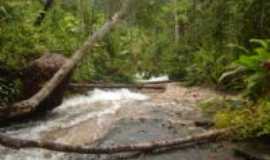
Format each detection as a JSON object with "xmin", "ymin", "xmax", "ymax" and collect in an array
[
  {"xmin": 236, "ymin": 39, "xmax": 270, "ymax": 100},
  {"xmin": 201, "ymin": 97, "xmax": 270, "ymax": 139},
  {"xmin": 184, "ymin": 49, "xmax": 231, "ymax": 86},
  {"xmin": 0, "ymin": 1, "xmax": 82, "ymax": 68},
  {"xmin": 0, "ymin": 78, "xmax": 20, "ymax": 105},
  {"xmin": 73, "ymin": 27, "xmax": 141, "ymax": 83},
  {"xmin": 215, "ymin": 101, "xmax": 270, "ymax": 139},
  {"xmin": 160, "ymin": 43, "xmax": 194, "ymax": 80}
]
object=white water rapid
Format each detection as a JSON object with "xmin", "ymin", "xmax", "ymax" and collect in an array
[{"xmin": 0, "ymin": 89, "xmax": 149, "ymax": 160}]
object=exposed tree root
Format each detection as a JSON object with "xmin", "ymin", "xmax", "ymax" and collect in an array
[{"xmin": 0, "ymin": 128, "xmax": 231, "ymax": 154}]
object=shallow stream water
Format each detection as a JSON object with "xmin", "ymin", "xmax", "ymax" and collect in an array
[{"xmin": 0, "ymin": 86, "xmax": 243, "ymax": 160}]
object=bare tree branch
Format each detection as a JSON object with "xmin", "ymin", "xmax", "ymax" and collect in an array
[{"xmin": 0, "ymin": 128, "xmax": 231, "ymax": 154}]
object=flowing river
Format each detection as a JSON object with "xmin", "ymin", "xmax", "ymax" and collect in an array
[{"xmin": 0, "ymin": 83, "xmax": 244, "ymax": 160}]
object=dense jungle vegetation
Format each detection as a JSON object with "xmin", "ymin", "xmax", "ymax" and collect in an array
[{"xmin": 1, "ymin": 0, "xmax": 270, "ymax": 138}]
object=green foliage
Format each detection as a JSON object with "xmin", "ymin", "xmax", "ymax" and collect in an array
[
  {"xmin": 242, "ymin": 0, "xmax": 270, "ymax": 45},
  {"xmin": 184, "ymin": 49, "xmax": 231, "ymax": 85},
  {"xmin": 237, "ymin": 40, "xmax": 270, "ymax": 70},
  {"xmin": 161, "ymin": 44, "xmax": 193, "ymax": 80},
  {"xmin": 201, "ymin": 97, "xmax": 270, "ymax": 139},
  {"xmin": 1, "ymin": 0, "xmax": 270, "ymax": 107},
  {"xmin": 0, "ymin": 1, "xmax": 87, "ymax": 104},
  {"xmin": 215, "ymin": 101, "xmax": 270, "ymax": 139},
  {"xmin": 73, "ymin": 26, "xmax": 142, "ymax": 83},
  {"xmin": 1, "ymin": 0, "xmax": 269, "ymax": 82},
  {"xmin": 0, "ymin": 1, "xmax": 83, "ymax": 68},
  {"xmin": 235, "ymin": 39, "xmax": 270, "ymax": 100},
  {"xmin": 0, "ymin": 77, "xmax": 20, "ymax": 105}
]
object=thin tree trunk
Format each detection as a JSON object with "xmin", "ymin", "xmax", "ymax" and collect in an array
[
  {"xmin": 0, "ymin": 128, "xmax": 231, "ymax": 154},
  {"xmin": 174, "ymin": 0, "xmax": 180, "ymax": 43},
  {"xmin": 0, "ymin": 0, "xmax": 132, "ymax": 121}
]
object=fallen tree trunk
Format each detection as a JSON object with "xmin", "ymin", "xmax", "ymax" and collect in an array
[
  {"xmin": 137, "ymin": 80, "xmax": 174, "ymax": 85},
  {"xmin": 68, "ymin": 83, "xmax": 166, "ymax": 90},
  {"xmin": 20, "ymin": 54, "xmax": 70, "ymax": 113},
  {"xmin": 0, "ymin": 128, "xmax": 231, "ymax": 154},
  {"xmin": 0, "ymin": 1, "xmax": 131, "ymax": 121}
]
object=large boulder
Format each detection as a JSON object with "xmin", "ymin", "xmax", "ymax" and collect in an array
[{"xmin": 21, "ymin": 53, "xmax": 70, "ymax": 112}]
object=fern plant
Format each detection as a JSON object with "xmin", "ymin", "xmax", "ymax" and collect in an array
[
  {"xmin": 185, "ymin": 48, "xmax": 229, "ymax": 85},
  {"xmin": 236, "ymin": 39, "xmax": 270, "ymax": 100}
]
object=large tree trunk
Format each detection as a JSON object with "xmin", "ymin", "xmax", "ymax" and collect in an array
[
  {"xmin": 0, "ymin": 0, "xmax": 132, "ymax": 122},
  {"xmin": 0, "ymin": 128, "xmax": 231, "ymax": 154}
]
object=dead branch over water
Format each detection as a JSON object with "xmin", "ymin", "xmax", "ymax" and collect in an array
[{"xmin": 0, "ymin": 128, "xmax": 231, "ymax": 154}]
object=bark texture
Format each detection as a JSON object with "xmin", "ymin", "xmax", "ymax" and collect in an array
[
  {"xmin": 21, "ymin": 53, "xmax": 70, "ymax": 112},
  {"xmin": 0, "ymin": 128, "xmax": 231, "ymax": 154}
]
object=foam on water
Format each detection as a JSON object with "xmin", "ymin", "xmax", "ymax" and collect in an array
[
  {"xmin": 66, "ymin": 102, "xmax": 122, "ymax": 127},
  {"xmin": 146, "ymin": 76, "xmax": 169, "ymax": 82},
  {"xmin": 55, "ymin": 89, "xmax": 148, "ymax": 128},
  {"xmin": 58, "ymin": 89, "xmax": 148, "ymax": 110},
  {"xmin": 1, "ymin": 89, "xmax": 149, "ymax": 160},
  {"xmin": 3, "ymin": 89, "xmax": 149, "ymax": 139},
  {"xmin": 136, "ymin": 75, "xmax": 169, "ymax": 83}
]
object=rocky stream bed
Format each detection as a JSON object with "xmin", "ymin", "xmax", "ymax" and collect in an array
[{"xmin": 0, "ymin": 83, "xmax": 249, "ymax": 160}]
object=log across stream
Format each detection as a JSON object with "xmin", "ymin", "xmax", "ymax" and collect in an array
[{"xmin": 0, "ymin": 83, "xmax": 244, "ymax": 160}]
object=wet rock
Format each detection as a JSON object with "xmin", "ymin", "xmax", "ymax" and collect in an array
[
  {"xmin": 21, "ymin": 53, "xmax": 71, "ymax": 112},
  {"xmin": 234, "ymin": 139, "xmax": 270, "ymax": 160}
]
